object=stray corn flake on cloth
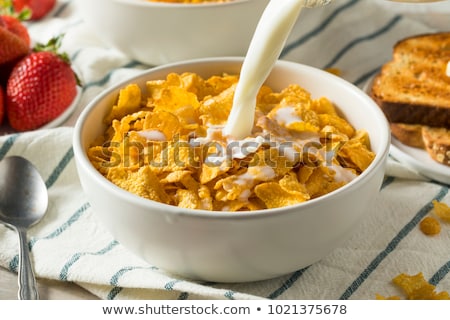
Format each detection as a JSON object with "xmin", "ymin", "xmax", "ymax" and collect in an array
[{"xmin": 0, "ymin": 0, "xmax": 449, "ymax": 300}]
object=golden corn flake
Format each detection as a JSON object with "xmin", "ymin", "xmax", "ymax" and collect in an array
[
  {"xmin": 176, "ymin": 189, "xmax": 200, "ymax": 209},
  {"xmin": 392, "ymin": 273, "xmax": 449, "ymax": 300},
  {"xmin": 107, "ymin": 166, "xmax": 172, "ymax": 204},
  {"xmin": 419, "ymin": 216, "xmax": 441, "ymax": 236},
  {"xmin": 376, "ymin": 272, "xmax": 450, "ymax": 300},
  {"xmin": 311, "ymin": 97, "xmax": 338, "ymax": 116},
  {"xmin": 324, "ymin": 67, "xmax": 342, "ymax": 77},
  {"xmin": 254, "ymin": 182, "xmax": 305, "ymax": 209},
  {"xmin": 199, "ymin": 84, "xmax": 236, "ymax": 125},
  {"xmin": 432, "ymin": 200, "xmax": 450, "ymax": 222},
  {"xmin": 375, "ymin": 294, "xmax": 401, "ymax": 300},
  {"xmin": 105, "ymin": 84, "xmax": 143, "ymax": 124},
  {"xmin": 255, "ymin": 173, "xmax": 309, "ymax": 209},
  {"xmin": 88, "ymin": 72, "xmax": 375, "ymax": 211},
  {"xmin": 337, "ymin": 134, "xmax": 374, "ymax": 173}
]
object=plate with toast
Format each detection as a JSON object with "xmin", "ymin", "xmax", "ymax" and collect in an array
[{"xmin": 365, "ymin": 32, "xmax": 450, "ymax": 185}]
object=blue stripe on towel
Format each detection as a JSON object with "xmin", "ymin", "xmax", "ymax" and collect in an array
[
  {"xmin": 110, "ymin": 266, "xmax": 158, "ymax": 286},
  {"xmin": 59, "ymin": 240, "xmax": 119, "ymax": 281},
  {"xmin": 112, "ymin": 266, "xmax": 160, "ymax": 283},
  {"xmin": 354, "ymin": 66, "xmax": 381, "ymax": 88},
  {"xmin": 8, "ymin": 256, "xmax": 19, "ymax": 273},
  {"xmin": 53, "ymin": 1, "xmax": 71, "ymax": 18},
  {"xmin": 339, "ymin": 186, "xmax": 449, "ymax": 300},
  {"xmin": 323, "ymin": 15, "xmax": 402, "ymax": 70},
  {"xmin": 224, "ymin": 290, "xmax": 236, "ymax": 300},
  {"xmin": 429, "ymin": 260, "xmax": 450, "ymax": 287},
  {"xmin": 281, "ymin": 0, "xmax": 360, "ymax": 58},
  {"xmin": 381, "ymin": 176, "xmax": 395, "ymax": 190},
  {"xmin": 70, "ymin": 49, "xmax": 82, "ymax": 63},
  {"xmin": 0, "ymin": 134, "xmax": 19, "ymax": 160},
  {"xmin": 106, "ymin": 265, "xmax": 160, "ymax": 300},
  {"xmin": 178, "ymin": 292, "xmax": 189, "ymax": 300},
  {"xmin": 108, "ymin": 266, "xmax": 141, "ymax": 300},
  {"xmin": 8, "ymin": 202, "xmax": 91, "ymax": 273},
  {"xmin": 45, "ymin": 147, "xmax": 74, "ymax": 188},
  {"xmin": 107, "ymin": 287, "xmax": 123, "ymax": 300},
  {"xmin": 165, "ymin": 280, "xmax": 183, "ymax": 291},
  {"xmin": 267, "ymin": 267, "xmax": 309, "ymax": 299},
  {"xmin": 29, "ymin": 202, "xmax": 91, "ymax": 249}
]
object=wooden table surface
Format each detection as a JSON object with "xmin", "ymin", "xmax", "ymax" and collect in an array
[{"xmin": 0, "ymin": 267, "xmax": 97, "ymax": 300}]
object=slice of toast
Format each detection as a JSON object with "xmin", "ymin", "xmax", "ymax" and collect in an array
[
  {"xmin": 370, "ymin": 32, "xmax": 450, "ymax": 128},
  {"xmin": 390, "ymin": 123, "xmax": 425, "ymax": 148},
  {"xmin": 422, "ymin": 126, "xmax": 450, "ymax": 166},
  {"xmin": 370, "ymin": 32, "xmax": 450, "ymax": 167},
  {"xmin": 390, "ymin": 123, "xmax": 450, "ymax": 167}
]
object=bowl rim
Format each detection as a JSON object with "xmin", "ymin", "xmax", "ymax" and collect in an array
[
  {"xmin": 108, "ymin": 0, "xmax": 252, "ymax": 8},
  {"xmin": 73, "ymin": 57, "xmax": 390, "ymax": 220}
]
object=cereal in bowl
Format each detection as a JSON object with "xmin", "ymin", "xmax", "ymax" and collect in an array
[{"xmin": 87, "ymin": 72, "xmax": 375, "ymax": 211}]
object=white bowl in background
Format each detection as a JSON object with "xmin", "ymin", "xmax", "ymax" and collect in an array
[
  {"xmin": 73, "ymin": 57, "xmax": 390, "ymax": 282},
  {"xmin": 76, "ymin": 0, "xmax": 270, "ymax": 65}
]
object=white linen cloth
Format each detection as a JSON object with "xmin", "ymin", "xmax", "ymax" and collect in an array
[{"xmin": 0, "ymin": 0, "xmax": 449, "ymax": 300}]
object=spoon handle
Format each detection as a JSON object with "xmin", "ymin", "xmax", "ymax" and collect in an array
[{"xmin": 17, "ymin": 228, "xmax": 39, "ymax": 300}]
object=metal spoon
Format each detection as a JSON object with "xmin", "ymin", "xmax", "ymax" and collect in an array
[
  {"xmin": 224, "ymin": 0, "xmax": 333, "ymax": 139},
  {"xmin": 0, "ymin": 156, "xmax": 48, "ymax": 300}
]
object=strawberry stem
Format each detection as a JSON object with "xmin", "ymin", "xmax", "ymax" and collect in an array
[
  {"xmin": 34, "ymin": 35, "xmax": 70, "ymax": 62},
  {"xmin": 33, "ymin": 34, "xmax": 82, "ymax": 87},
  {"xmin": 0, "ymin": 0, "xmax": 31, "ymax": 21}
]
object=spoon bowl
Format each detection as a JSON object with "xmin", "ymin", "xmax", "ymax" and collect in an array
[{"xmin": 0, "ymin": 156, "xmax": 48, "ymax": 300}]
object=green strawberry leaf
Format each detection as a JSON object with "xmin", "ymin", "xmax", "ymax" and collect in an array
[
  {"xmin": 34, "ymin": 35, "xmax": 83, "ymax": 87},
  {"xmin": 0, "ymin": 0, "xmax": 31, "ymax": 21}
]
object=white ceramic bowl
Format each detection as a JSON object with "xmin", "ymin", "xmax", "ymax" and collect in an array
[
  {"xmin": 73, "ymin": 57, "xmax": 390, "ymax": 282},
  {"xmin": 76, "ymin": 0, "xmax": 269, "ymax": 65}
]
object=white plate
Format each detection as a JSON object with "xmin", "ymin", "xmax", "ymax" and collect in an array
[
  {"xmin": 0, "ymin": 86, "xmax": 82, "ymax": 135},
  {"xmin": 363, "ymin": 75, "xmax": 450, "ymax": 185},
  {"xmin": 390, "ymin": 137, "xmax": 450, "ymax": 184}
]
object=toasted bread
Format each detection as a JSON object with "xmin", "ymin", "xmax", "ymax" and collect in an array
[
  {"xmin": 370, "ymin": 32, "xmax": 450, "ymax": 128},
  {"xmin": 390, "ymin": 123, "xmax": 450, "ymax": 166},
  {"xmin": 390, "ymin": 123, "xmax": 425, "ymax": 148},
  {"xmin": 422, "ymin": 126, "xmax": 450, "ymax": 166},
  {"xmin": 370, "ymin": 32, "xmax": 450, "ymax": 166}
]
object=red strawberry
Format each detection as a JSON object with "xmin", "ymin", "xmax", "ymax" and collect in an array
[
  {"xmin": 0, "ymin": 2, "xmax": 31, "ymax": 86},
  {"xmin": 0, "ymin": 15, "xmax": 30, "ymax": 65},
  {"xmin": 0, "ymin": 85, "xmax": 5, "ymax": 125},
  {"xmin": 13, "ymin": 0, "xmax": 56, "ymax": 21},
  {"xmin": 6, "ymin": 37, "xmax": 79, "ymax": 131},
  {"xmin": 1, "ymin": 14, "xmax": 30, "ymax": 45}
]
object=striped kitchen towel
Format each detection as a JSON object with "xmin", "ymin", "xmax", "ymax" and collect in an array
[
  {"xmin": 0, "ymin": 127, "xmax": 449, "ymax": 300},
  {"xmin": 0, "ymin": 0, "xmax": 449, "ymax": 300}
]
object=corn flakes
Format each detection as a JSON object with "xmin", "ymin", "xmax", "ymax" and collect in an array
[
  {"xmin": 377, "ymin": 273, "xmax": 450, "ymax": 300},
  {"xmin": 432, "ymin": 200, "xmax": 450, "ymax": 222},
  {"xmin": 419, "ymin": 216, "xmax": 441, "ymax": 235},
  {"xmin": 88, "ymin": 72, "xmax": 375, "ymax": 211},
  {"xmin": 395, "ymin": 273, "xmax": 449, "ymax": 300}
]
